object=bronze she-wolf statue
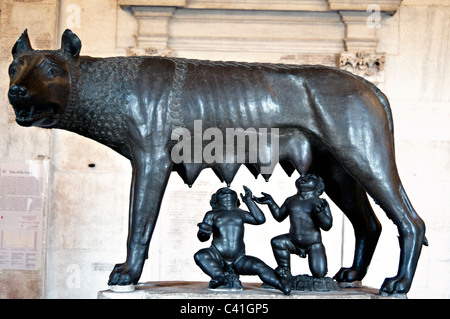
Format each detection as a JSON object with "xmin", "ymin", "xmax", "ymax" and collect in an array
[{"xmin": 7, "ymin": 29, "xmax": 427, "ymax": 295}]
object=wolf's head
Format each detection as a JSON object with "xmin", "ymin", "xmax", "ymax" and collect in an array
[{"xmin": 8, "ymin": 29, "xmax": 81, "ymax": 128}]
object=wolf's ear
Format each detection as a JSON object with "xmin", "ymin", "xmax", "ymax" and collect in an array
[
  {"xmin": 61, "ymin": 29, "xmax": 81, "ymax": 58},
  {"xmin": 12, "ymin": 29, "xmax": 33, "ymax": 58}
]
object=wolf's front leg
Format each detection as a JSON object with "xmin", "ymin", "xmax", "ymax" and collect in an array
[{"xmin": 108, "ymin": 148, "xmax": 172, "ymax": 286}]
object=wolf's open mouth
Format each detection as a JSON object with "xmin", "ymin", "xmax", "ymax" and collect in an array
[{"xmin": 14, "ymin": 103, "xmax": 60, "ymax": 127}]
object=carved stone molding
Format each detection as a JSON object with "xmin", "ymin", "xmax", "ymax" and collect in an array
[
  {"xmin": 339, "ymin": 10, "xmax": 379, "ymax": 53},
  {"xmin": 130, "ymin": 6, "xmax": 175, "ymax": 54},
  {"xmin": 119, "ymin": 1, "xmax": 402, "ymax": 13},
  {"xmin": 119, "ymin": 0, "xmax": 329, "ymax": 11},
  {"xmin": 328, "ymin": 0, "xmax": 402, "ymax": 14},
  {"xmin": 119, "ymin": 0, "xmax": 401, "ymax": 82},
  {"xmin": 339, "ymin": 51, "xmax": 385, "ymax": 84},
  {"xmin": 126, "ymin": 47, "xmax": 172, "ymax": 57}
]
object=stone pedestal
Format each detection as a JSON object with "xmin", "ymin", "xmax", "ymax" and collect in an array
[{"xmin": 97, "ymin": 281, "xmax": 406, "ymax": 299}]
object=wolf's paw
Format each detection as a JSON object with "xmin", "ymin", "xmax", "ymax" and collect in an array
[
  {"xmin": 334, "ymin": 267, "xmax": 365, "ymax": 284},
  {"xmin": 380, "ymin": 275, "xmax": 410, "ymax": 296},
  {"xmin": 108, "ymin": 262, "xmax": 142, "ymax": 287}
]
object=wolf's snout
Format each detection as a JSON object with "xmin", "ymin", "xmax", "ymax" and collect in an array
[{"xmin": 8, "ymin": 85, "xmax": 29, "ymax": 99}]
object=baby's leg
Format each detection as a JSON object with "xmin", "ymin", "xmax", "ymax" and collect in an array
[
  {"xmin": 194, "ymin": 247, "xmax": 225, "ymax": 286},
  {"xmin": 271, "ymin": 234, "xmax": 298, "ymax": 270},
  {"xmin": 308, "ymin": 243, "xmax": 328, "ymax": 278},
  {"xmin": 235, "ymin": 256, "xmax": 290, "ymax": 295}
]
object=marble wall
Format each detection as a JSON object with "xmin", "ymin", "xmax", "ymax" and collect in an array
[{"xmin": 0, "ymin": 0, "xmax": 448, "ymax": 298}]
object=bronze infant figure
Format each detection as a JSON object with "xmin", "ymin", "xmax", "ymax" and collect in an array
[
  {"xmin": 255, "ymin": 174, "xmax": 332, "ymax": 281},
  {"xmin": 194, "ymin": 186, "xmax": 291, "ymax": 295},
  {"xmin": 7, "ymin": 29, "xmax": 426, "ymax": 295}
]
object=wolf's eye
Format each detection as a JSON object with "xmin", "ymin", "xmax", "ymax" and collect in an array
[
  {"xmin": 47, "ymin": 67, "xmax": 57, "ymax": 79},
  {"xmin": 9, "ymin": 66, "xmax": 17, "ymax": 78}
]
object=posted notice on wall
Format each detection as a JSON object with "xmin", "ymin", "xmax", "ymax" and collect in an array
[{"xmin": 0, "ymin": 162, "xmax": 47, "ymax": 270}]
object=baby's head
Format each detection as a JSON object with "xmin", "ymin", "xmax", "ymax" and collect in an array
[
  {"xmin": 210, "ymin": 187, "xmax": 240, "ymax": 208},
  {"xmin": 295, "ymin": 174, "xmax": 325, "ymax": 196}
]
